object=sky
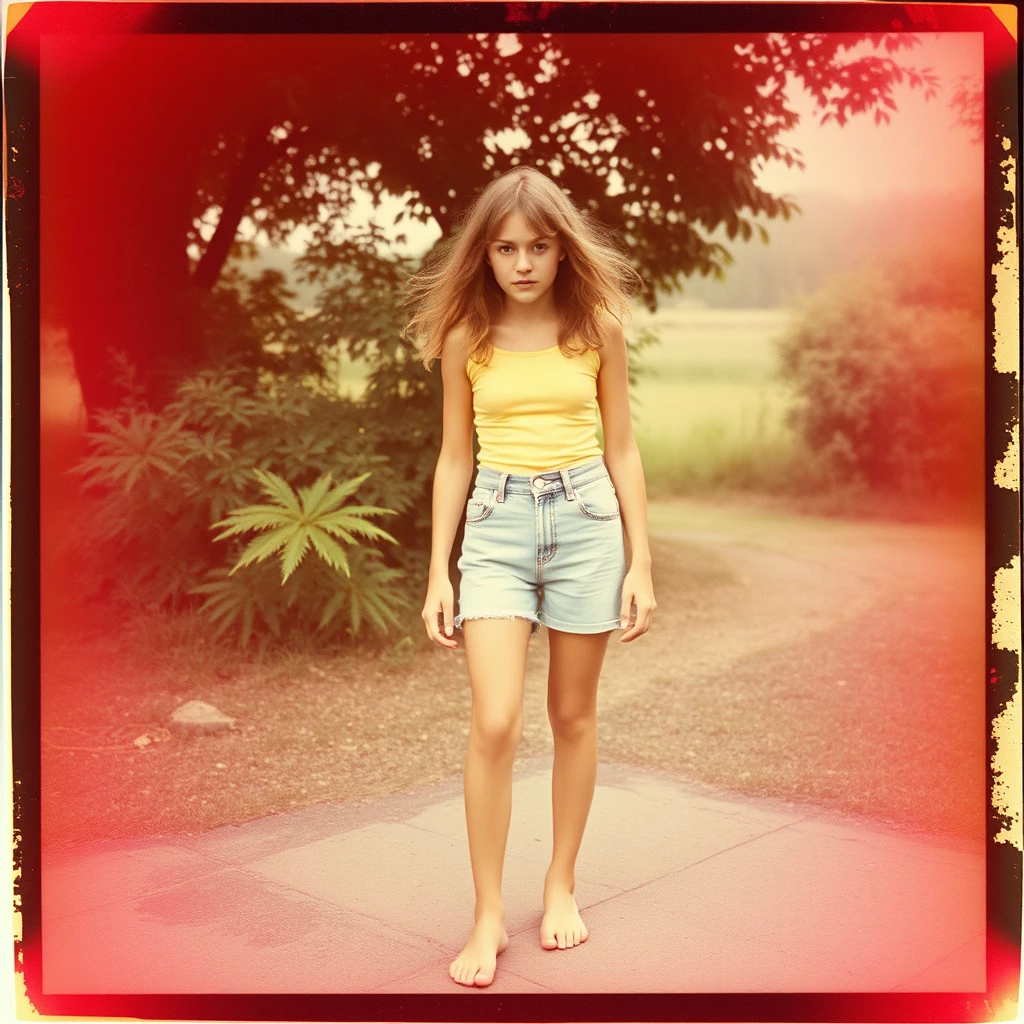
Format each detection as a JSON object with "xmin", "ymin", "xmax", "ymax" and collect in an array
[
  {"xmin": 245, "ymin": 30, "xmax": 984, "ymax": 258},
  {"xmin": 753, "ymin": 32, "xmax": 984, "ymax": 201}
]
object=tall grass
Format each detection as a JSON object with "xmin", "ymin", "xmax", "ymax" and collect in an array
[{"xmin": 626, "ymin": 307, "xmax": 814, "ymax": 496}]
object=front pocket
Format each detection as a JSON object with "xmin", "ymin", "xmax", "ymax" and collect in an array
[
  {"xmin": 465, "ymin": 490, "xmax": 498, "ymax": 524},
  {"xmin": 574, "ymin": 476, "xmax": 620, "ymax": 521}
]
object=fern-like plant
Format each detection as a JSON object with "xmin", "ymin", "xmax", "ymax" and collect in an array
[
  {"xmin": 70, "ymin": 407, "xmax": 192, "ymax": 493},
  {"xmin": 211, "ymin": 468, "xmax": 398, "ymax": 582}
]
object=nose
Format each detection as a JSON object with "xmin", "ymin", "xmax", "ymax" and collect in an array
[{"xmin": 515, "ymin": 249, "xmax": 532, "ymax": 273}]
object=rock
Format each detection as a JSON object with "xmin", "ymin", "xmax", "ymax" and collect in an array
[{"xmin": 169, "ymin": 700, "xmax": 236, "ymax": 734}]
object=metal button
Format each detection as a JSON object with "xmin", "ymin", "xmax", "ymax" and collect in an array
[{"xmin": 531, "ymin": 477, "xmax": 544, "ymax": 488}]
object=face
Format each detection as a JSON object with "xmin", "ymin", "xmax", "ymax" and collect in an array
[{"xmin": 484, "ymin": 210, "xmax": 565, "ymax": 307}]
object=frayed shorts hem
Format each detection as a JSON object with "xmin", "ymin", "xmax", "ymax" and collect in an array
[{"xmin": 454, "ymin": 612, "xmax": 541, "ymax": 635}]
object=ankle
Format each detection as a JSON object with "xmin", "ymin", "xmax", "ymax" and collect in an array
[
  {"xmin": 474, "ymin": 900, "xmax": 505, "ymax": 923},
  {"xmin": 544, "ymin": 868, "xmax": 576, "ymax": 893}
]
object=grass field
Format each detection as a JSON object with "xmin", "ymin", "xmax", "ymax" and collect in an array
[{"xmin": 620, "ymin": 306, "xmax": 804, "ymax": 496}]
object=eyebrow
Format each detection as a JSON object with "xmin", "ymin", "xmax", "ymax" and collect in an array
[{"xmin": 491, "ymin": 234, "xmax": 555, "ymax": 244}]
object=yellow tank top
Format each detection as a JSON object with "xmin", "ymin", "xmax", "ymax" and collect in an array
[{"xmin": 466, "ymin": 344, "xmax": 604, "ymax": 474}]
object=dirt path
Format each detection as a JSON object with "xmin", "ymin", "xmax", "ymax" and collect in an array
[
  {"xmin": 41, "ymin": 496, "xmax": 988, "ymax": 849},
  {"xmin": 576, "ymin": 498, "xmax": 986, "ymax": 841}
]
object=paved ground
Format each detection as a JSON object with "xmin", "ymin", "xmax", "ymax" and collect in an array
[{"xmin": 41, "ymin": 756, "xmax": 985, "ymax": 995}]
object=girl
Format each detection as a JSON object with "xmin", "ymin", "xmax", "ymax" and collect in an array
[{"xmin": 405, "ymin": 166, "xmax": 656, "ymax": 988}]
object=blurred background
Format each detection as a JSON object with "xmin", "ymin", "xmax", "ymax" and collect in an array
[{"xmin": 35, "ymin": 26, "xmax": 989, "ymax": 849}]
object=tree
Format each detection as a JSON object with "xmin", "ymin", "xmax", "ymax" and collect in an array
[
  {"xmin": 25, "ymin": 11, "xmax": 939, "ymax": 417},
  {"xmin": 775, "ymin": 256, "xmax": 984, "ymax": 499}
]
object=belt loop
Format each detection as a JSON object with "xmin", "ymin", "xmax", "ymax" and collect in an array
[
  {"xmin": 559, "ymin": 467, "xmax": 575, "ymax": 501},
  {"xmin": 496, "ymin": 472, "xmax": 509, "ymax": 503}
]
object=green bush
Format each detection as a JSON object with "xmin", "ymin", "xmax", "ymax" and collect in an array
[
  {"xmin": 67, "ymin": 358, "xmax": 424, "ymax": 647},
  {"xmin": 775, "ymin": 265, "xmax": 984, "ymax": 498}
]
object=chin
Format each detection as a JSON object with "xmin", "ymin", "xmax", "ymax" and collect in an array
[{"xmin": 507, "ymin": 286, "xmax": 551, "ymax": 303}]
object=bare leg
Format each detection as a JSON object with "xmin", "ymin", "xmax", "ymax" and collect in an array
[
  {"xmin": 449, "ymin": 616, "xmax": 533, "ymax": 987},
  {"xmin": 540, "ymin": 627, "xmax": 611, "ymax": 950}
]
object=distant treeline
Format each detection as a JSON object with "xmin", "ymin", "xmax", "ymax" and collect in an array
[
  {"xmin": 677, "ymin": 188, "xmax": 984, "ymax": 309},
  {"xmin": 236, "ymin": 188, "xmax": 983, "ymax": 313}
]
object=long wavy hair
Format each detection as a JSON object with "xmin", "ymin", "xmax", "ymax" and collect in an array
[{"xmin": 404, "ymin": 167, "xmax": 643, "ymax": 370}]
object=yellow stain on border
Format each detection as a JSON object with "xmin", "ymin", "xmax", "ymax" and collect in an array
[
  {"xmin": 992, "ymin": 139, "xmax": 1020, "ymax": 378},
  {"xmin": 992, "ymin": 555, "xmax": 1023, "ymax": 851},
  {"xmin": 6, "ymin": 3, "xmax": 32, "ymax": 37},
  {"xmin": 989, "ymin": 3, "xmax": 1018, "ymax": 42},
  {"xmin": 990, "ymin": 131, "xmax": 1021, "ymax": 852},
  {"xmin": 994, "ymin": 423, "xmax": 1020, "ymax": 491}
]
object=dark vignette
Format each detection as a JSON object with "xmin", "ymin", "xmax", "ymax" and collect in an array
[{"xmin": 6, "ymin": 2, "xmax": 1019, "ymax": 1022}]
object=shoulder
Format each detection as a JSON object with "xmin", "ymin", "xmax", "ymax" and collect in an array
[
  {"xmin": 441, "ymin": 321, "xmax": 471, "ymax": 367},
  {"xmin": 596, "ymin": 311, "xmax": 627, "ymax": 367},
  {"xmin": 439, "ymin": 323, "xmax": 476, "ymax": 390}
]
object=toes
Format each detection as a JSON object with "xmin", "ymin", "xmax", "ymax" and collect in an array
[
  {"xmin": 451, "ymin": 958, "xmax": 473, "ymax": 986},
  {"xmin": 473, "ymin": 969, "xmax": 492, "ymax": 986}
]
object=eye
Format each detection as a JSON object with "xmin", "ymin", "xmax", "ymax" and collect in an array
[
  {"xmin": 497, "ymin": 244, "xmax": 514, "ymax": 254},
  {"xmin": 533, "ymin": 243, "xmax": 549, "ymax": 253}
]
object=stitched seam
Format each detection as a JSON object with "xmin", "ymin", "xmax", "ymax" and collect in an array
[
  {"xmin": 536, "ymin": 495, "xmax": 544, "ymax": 584},
  {"xmin": 577, "ymin": 501, "xmax": 619, "ymax": 521},
  {"xmin": 575, "ymin": 478, "xmax": 619, "ymax": 520},
  {"xmin": 466, "ymin": 487, "xmax": 499, "ymax": 524},
  {"xmin": 539, "ymin": 498, "xmax": 558, "ymax": 566}
]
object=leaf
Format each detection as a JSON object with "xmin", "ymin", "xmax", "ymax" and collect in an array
[
  {"xmin": 230, "ymin": 525, "xmax": 297, "ymax": 573},
  {"xmin": 296, "ymin": 472, "xmax": 336, "ymax": 517},
  {"xmin": 306, "ymin": 527, "xmax": 352, "ymax": 576},
  {"xmin": 211, "ymin": 468, "xmax": 400, "ymax": 584},
  {"xmin": 279, "ymin": 527, "xmax": 311, "ymax": 582},
  {"xmin": 250, "ymin": 467, "xmax": 303, "ymax": 516},
  {"xmin": 349, "ymin": 592, "xmax": 363, "ymax": 636},
  {"xmin": 318, "ymin": 590, "xmax": 347, "ymax": 630}
]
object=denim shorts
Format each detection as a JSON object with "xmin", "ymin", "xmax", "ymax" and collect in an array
[{"xmin": 454, "ymin": 456, "xmax": 627, "ymax": 635}]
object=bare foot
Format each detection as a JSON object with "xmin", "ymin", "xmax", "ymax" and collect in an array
[
  {"xmin": 540, "ymin": 878, "xmax": 589, "ymax": 950},
  {"xmin": 449, "ymin": 911, "xmax": 509, "ymax": 987}
]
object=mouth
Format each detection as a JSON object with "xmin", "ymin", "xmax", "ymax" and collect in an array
[{"xmin": 514, "ymin": 280, "xmax": 536, "ymax": 288}]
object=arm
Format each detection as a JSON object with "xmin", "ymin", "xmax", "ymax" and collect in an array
[
  {"xmin": 596, "ymin": 317, "xmax": 657, "ymax": 642},
  {"xmin": 421, "ymin": 326, "xmax": 476, "ymax": 649}
]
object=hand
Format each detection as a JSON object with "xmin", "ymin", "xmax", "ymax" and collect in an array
[
  {"xmin": 422, "ymin": 574, "xmax": 458, "ymax": 650},
  {"xmin": 619, "ymin": 565, "xmax": 656, "ymax": 643}
]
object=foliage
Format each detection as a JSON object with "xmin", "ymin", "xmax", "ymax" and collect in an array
[
  {"xmin": 47, "ymin": 18, "xmax": 942, "ymax": 415},
  {"xmin": 774, "ymin": 264, "xmax": 984, "ymax": 497},
  {"xmin": 190, "ymin": 547, "xmax": 407, "ymax": 651},
  {"xmin": 67, "ymin": 359, "xmax": 417, "ymax": 647},
  {"xmin": 206, "ymin": 33, "xmax": 938, "ymax": 307},
  {"xmin": 210, "ymin": 468, "xmax": 398, "ymax": 582},
  {"xmin": 199, "ymin": 261, "xmax": 327, "ymax": 380}
]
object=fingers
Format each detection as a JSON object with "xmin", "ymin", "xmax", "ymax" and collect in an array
[
  {"xmin": 421, "ymin": 596, "xmax": 459, "ymax": 649},
  {"xmin": 620, "ymin": 598, "xmax": 656, "ymax": 643},
  {"xmin": 619, "ymin": 591, "xmax": 634, "ymax": 632},
  {"xmin": 442, "ymin": 595, "xmax": 454, "ymax": 642}
]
